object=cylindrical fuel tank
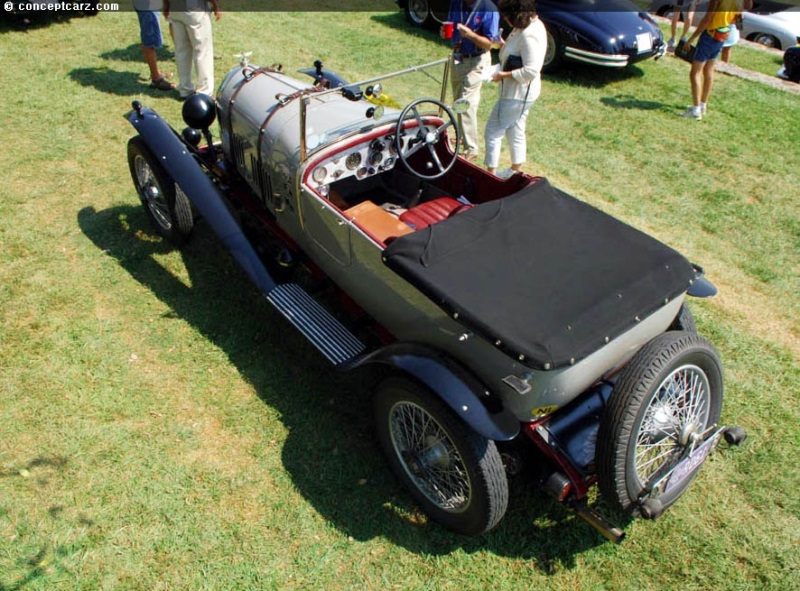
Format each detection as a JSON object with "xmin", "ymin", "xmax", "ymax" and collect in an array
[
  {"xmin": 216, "ymin": 66, "xmax": 311, "ymax": 201},
  {"xmin": 216, "ymin": 65, "xmax": 377, "ymax": 203}
]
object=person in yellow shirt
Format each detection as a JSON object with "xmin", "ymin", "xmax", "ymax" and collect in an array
[{"xmin": 679, "ymin": 0, "xmax": 752, "ymax": 120}]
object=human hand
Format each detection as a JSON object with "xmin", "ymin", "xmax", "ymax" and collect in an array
[{"xmin": 456, "ymin": 23, "xmax": 472, "ymax": 39}]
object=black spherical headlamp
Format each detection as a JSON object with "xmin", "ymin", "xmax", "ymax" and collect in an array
[{"xmin": 181, "ymin": 93, "xmax": 216, "ymax": 131}]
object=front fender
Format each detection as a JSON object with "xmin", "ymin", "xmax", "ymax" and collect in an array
[
  {"xmin": 348, "ymin": 343, "xmax": 520, "ymax": 441},
  {"xmin": 126, "ymin": 103, "xmax": 276, "ymax": 296}
]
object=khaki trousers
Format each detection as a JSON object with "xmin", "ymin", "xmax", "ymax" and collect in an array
[{"xmin": 450, "ymin": 52, "xmax": 490, "ymax": 156}]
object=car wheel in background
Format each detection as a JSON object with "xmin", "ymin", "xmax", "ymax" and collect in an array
[
  {"xmin": 543, "ymin": 26, "xmax": 565, "ymax": 73},
  {"xmin": 750, "ymin": 33, "xmax": 781, "ymax": 49},
  {"xmin": 405, "ymin": 0, "xmax": 436, "ymax": 28}
]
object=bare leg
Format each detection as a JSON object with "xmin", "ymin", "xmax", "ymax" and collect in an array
[
  {"xmin": 141, "ymin": 45, "xmax": 160, "ymax": 81},
  {"xmin": 700, "ymin": 59, "xmax": 717, "ymax": 103},
  {"xmin": 689, "ymin": 60, "xmax": 705, "ymax": 106},
  {"xmin": 681, "ymin": 6, "xmax": 696, "ymax": 40}
]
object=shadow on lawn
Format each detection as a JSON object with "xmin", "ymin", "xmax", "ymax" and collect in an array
[
  {"xmin": 0, "ymin": 456, "xmax": 95, "ymax": 591},
  {"xmin": 77, "ymin": 203, "xmax": 619, "ymax": 570}
]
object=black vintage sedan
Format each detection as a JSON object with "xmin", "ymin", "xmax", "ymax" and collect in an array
[{"xmin": 398, "ymin": 0, "xmax": 666, "ymax": 72}]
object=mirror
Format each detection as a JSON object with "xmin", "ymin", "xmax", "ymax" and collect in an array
[{"xmin": 366, "ymin": 105, "xmax": 385, "ymax": 120}]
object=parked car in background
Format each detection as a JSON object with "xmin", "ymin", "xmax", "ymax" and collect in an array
[
  {"xmin": 650, "ymin": 1, "xmax": 800, "ymax": 50},
  {"xmin": 397, "ymin": 0, "xmax": 666, "ymax": 72}
]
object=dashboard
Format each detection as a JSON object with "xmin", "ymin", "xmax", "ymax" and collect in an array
[{"xmin": 306, "ymin": 132, "xmax": 409, "ymax": 193}]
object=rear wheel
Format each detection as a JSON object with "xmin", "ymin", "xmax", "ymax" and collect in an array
[
  {"xmin": 669, "ymin": 303, "xmax": 697, "ymax": 333},
  {"xmin": 751, "ymin": 33, "xmax": 781, "ymax": 49},
  {"xmin": 374, "ymin": 377, "xmax": 508, "ymax": 535},
  {"xmin": 543, "ymin": 26, "xmax": 565, "ymax": 73},
  {"xmin": 127, "ymin": 136, "xmax": 194, "ymax": 245},
  {"xmin": 596, "ymin": 332, "xmax": 723, "ymax": 516},
  {"xmin": 404, "ymin": 0, "xmax": 436, "ymax": 28}
]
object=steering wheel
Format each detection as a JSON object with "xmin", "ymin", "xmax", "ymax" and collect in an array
[{"xmin": 394, "ymin": 98, "xmax": 460, "ymax": 180}]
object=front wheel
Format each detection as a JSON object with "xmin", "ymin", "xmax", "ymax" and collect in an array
[
  {"xmin": 373, "ymin": 377, "xmax": 508, "ymax": 535},
  {"xmin": 127, "ymin": 136, "xmax": 194, "ymax": 246},
  {"xmin": 596, "ymin": 332, "xmax": 723, "ymax": 516}
]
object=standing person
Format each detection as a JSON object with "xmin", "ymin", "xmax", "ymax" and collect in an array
[
  {"xmin": 163, "ymin": 0, "xmax": 222, "ymax": 100},
  {"xmin": 484, "ymin": 0, "xmax": 546, "ymax": 177},
  {"xmin": 134, "ymin": 0, "xmax": 174, "ymax": 91},
  {"xmin": 666, "ymin": 0, "xmax": 697, "ymax": 52},
  {"xmin": 678, "ymin": 0, "xmax": 751, "ymax": 120},
  {"xmin": 440, "ymin": 0, "xmax": 499, "ymax": 162}
]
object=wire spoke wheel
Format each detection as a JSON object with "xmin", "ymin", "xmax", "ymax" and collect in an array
[
  {"xmin": 374, "ymin": 377, "xmax": 508, "ymax": 535},
  {"xmin": 133, "ymin": 153, "xmax": 172, "ymax": 232},
  {"xmin": 597, "ymin": 332, "xmax": 723, "ymax": 516},
  {"xmin": 390, "ymin": 400, "xmax": 471, "ymax": 512},
  {"xmin": 127, "ymin": 136, "xmax": 194, "ymax": 245},
  {"xmin": 634, "ymin": 364, "xmax": 711, "ymax": 486}
]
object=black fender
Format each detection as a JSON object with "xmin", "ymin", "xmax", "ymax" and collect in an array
[
  {"xmin": 347, "ymin": 342, "xmax": 520, "ymax": 441},
  {"xmin": 687, "ymin": 264, "xmax": 717, "ymax": 298},
  {"xmin": 126, "ymin": 104, "xmax": 277, "ymax": 296}
]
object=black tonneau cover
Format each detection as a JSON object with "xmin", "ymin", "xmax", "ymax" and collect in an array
[{"xmin": 382, "ymin": 178, "xmax": 694, "ymax": 369}]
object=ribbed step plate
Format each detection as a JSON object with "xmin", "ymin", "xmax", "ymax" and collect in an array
[{"xmin": 267, "ymin": 283, "xmax": 366, "ymax": 366}]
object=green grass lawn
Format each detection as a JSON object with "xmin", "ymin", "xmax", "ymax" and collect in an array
[{"xmin": 1, "ymin": 8, "xmax": 798, "ymax": 591}]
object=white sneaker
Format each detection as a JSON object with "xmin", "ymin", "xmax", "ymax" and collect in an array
[
  {"xmin": 679, "ymin": 107, "xmax": 702, "ymax": 121},
  {"xmin": 667, "ymin": 38, "xmax": 676, "ymax": 52},
  {"xmin": 700, "ymin": 103, "xmax": 707, "ymax": 115},
  {"xmin": 496, "ymin": 168, "xmax": 515, "ymax": 179}
]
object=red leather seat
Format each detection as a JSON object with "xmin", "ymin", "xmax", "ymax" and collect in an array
[{"xmin": 399, "ymin": 197, "xmax": 472, "ymax": 230}]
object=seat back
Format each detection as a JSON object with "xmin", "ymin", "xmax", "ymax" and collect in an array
[{"xmin": 399, "ymin": 197, "xmax": 472, "ymax": 230}]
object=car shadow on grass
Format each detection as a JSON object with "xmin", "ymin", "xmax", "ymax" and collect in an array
[{"xmin": 77, "ymin": 203, "xmax": 623, "ymax": 570}]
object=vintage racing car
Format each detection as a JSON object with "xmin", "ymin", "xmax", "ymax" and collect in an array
[{"xmin": 125, "ymin": 56, "xmax": 744, "ymax": 542}]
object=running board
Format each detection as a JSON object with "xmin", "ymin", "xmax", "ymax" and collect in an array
[{"xmin": 267, "ymin": 283, "xmax": 366, "ymax": 366}]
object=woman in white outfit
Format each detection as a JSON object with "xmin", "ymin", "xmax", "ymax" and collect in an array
[{"xmin": 484, "ymin": 0, "xmax": 547, "ymax": 176}]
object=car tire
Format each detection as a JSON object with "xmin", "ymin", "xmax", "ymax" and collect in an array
[
  {"xmin": 127, "ymin": 136, "xmax": 194, "ymax": 246},
  {"xmin": 374, "ymin": 376, "xmax": 509, "ymax": 536},
  {"xmin": 543, "ymin": 25, "xmax": 565, "ymax": 73},
  {"xmin": 750, "ymin": 33, "xmax": 781, "ymax": 49},
  {"xmin": 596, "ymin": 332, "xmax": 723, "ymax": 516},
  {"xmin": 404, "ymin": 0, "xmax": 435, "ymax": 28},
  {"xmin": 669, "ymin": 303, "xmax": 697, "ymax": 333}
]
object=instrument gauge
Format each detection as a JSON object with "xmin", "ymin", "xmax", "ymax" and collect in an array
[
  {"xmin": 369, "ymin": 151, "xmax": 383, "ymax": 166},
  {"xmin": 311, "ymin": 166, "xmax": 327, "ymax": 184},
  {"xmin": 345, "ymin": 152, "xmax": 362, "ymax": 170}
]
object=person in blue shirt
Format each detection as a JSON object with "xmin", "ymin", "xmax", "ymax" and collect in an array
[{"xmin": 440, "ymin": 0, "xmax": 499, "ymax": 161}]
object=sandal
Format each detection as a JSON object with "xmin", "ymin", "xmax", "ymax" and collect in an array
[{"xmin": 149, "ymin": 77, "xmax": 175, "ymax": 91}]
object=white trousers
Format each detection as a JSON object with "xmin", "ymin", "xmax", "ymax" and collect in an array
[
  {"xmin": 169, "ymin": 10, "xmax": 214, "ymax": 97},
  {"xmin": 484, "ymin": 98, "xmax": 534, "ymax": 169}
]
